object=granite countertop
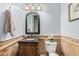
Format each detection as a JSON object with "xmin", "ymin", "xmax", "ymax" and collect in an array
[{"xmin": 18, "ymin": 38, "xmax": 39, "ymax": 43}]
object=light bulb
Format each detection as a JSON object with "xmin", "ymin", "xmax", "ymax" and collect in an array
[
  {"xmin": 25, "ymin": 6, "xmax": 29, "ymax": 10},
  {"xmin": 31, "ymin": 6, "xmax": 35, "ymax": 11},
  {"xmin": 37, "ymin": 6, "xmax": 42, "ymax": 11}
]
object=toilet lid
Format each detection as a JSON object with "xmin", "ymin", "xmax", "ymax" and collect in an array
[{"xmin": 49, "ymin": 53, "xmax": 59, "ymax": 56}]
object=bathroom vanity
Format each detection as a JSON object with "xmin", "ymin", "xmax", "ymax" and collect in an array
[
  {"xmin": 21, "ymin": 11, "xmax": 40, "ymax": 56},
  {"xmin": 18, "ymin": 38, "xmax": 39, "ymax": 56}
]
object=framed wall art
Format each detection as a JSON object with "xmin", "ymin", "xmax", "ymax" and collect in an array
[{"xmin": 68, "ymin": 3, "xmax": 79, "ymax": 22}]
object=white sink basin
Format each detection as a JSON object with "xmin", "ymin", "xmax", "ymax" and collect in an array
[{"xmin": 27, "ymin": 38, "xmax": 35, "ymax": 40}]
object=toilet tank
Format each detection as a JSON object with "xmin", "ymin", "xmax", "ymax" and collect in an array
[{"xmin": 45, "ymin": 41, "xmax": 57, "ymax": 53}]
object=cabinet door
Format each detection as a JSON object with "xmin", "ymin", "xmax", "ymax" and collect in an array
[
  {"xmin": 24, "ymin": 47, "xmax": 37, "ymax": 56},
  {"xmin": 18, "ymin": 42, "xmax": 37, "ymax": 56}
]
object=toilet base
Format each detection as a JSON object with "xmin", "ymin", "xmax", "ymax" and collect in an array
[
  {"xmin": 40, "ymin": 53, "xmax": 59, "ymax": 56},
  {"xmin": 49, "ymin": 53, "xmax": 59, "ymax": 56}
]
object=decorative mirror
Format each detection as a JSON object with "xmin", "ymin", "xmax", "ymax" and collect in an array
[{"xmin": 25, "ymin": 12, "xmax": 40, "ymax": 34}]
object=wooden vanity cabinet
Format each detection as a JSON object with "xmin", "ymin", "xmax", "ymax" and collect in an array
[{"xmin": 18, "ymin": 40, "xmax": 38, "ymax": 56}]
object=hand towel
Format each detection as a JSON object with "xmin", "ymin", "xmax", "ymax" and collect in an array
[{"xmin": 4, "ymin": 10, "xmax": 15, "ymax": 36}]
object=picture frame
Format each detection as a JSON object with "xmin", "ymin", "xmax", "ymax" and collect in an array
[{"xmin": 68, "ymin": 3, "xmax": 79, "ymax": 22}]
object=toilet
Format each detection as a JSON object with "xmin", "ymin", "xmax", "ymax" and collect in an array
[{"xmin": 45, "ymin": 41, "xmax": 59, "ymax": 56}]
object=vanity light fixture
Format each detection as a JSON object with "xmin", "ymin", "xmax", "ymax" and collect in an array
[
  {"xmin": 25, "ymin": 3, "xmax": 42, "ymax": 11},
  {"xmin": 30, "ymin": 3, "xmax": 35, "ymax": 11},
  {"xmin": 36, "ymin": 3, "xmax": 42, "ymax": 11},
  {"xmin": 25, "ymin": 4, "xmax": 29, "ymax": 11}
]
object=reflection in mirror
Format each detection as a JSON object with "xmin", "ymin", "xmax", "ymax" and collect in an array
[{"xmin": 26, "ymin": 12, "xmax": 40, "ymax": 34}]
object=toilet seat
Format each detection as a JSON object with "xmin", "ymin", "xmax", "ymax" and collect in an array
[{"xmin": 49, "ymin": 53, "xmax": 59, "ymax": 56}]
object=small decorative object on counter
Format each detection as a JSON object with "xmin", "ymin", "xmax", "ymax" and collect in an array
[{"xmin": 48, "ymin": 35, "xmax": 53, "ymax": 41}]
